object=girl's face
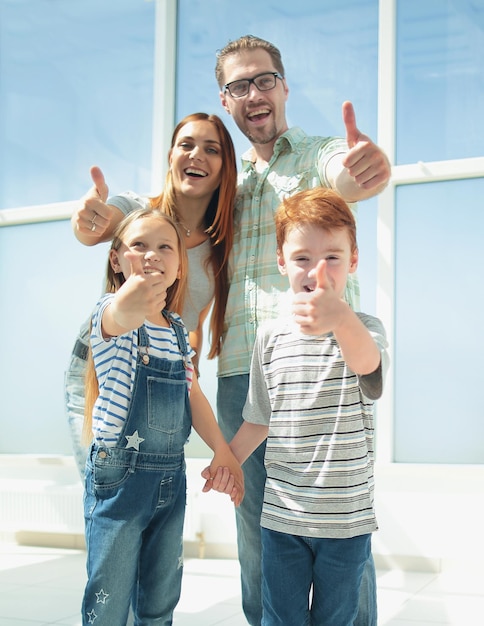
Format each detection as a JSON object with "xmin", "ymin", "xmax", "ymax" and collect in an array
[
  {"xmin": 169, "ymin": 120, "xmax": 223, "ymax": 201},
  {"xmin": 277, "ymin": 223, "xmax": 358, "ymax": 298},
  {"xmin": 110, "ymin": 216, "xmax": 181, "ymax": 286}
]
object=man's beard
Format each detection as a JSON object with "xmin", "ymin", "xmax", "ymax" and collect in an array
[{"xmin": 244, "ymin": 122, "xmax": 278, "ymax": 146}]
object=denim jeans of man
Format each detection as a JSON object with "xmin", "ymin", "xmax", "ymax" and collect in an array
[
  {"xmin": 217, "ymin": 374, "xmax": 377, "ymax": 626},
  {"xmin": 64, "ymin": 349, "xmax": 90, "ymax": 477},
  {"xmin": 64, "ymin": 323, "xmax": 91, "ymax": 477},
  {"xmin": 261, "ymin": 528, "xmax": 371, "ymax": 626}
]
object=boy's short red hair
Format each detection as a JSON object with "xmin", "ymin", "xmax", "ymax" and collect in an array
[{"xmin": 275, "ymin": 188, "xmax": 357, "ymax": 253}]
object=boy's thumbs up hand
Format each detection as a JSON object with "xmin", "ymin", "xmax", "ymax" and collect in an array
[
  {"xmin": 292, "ymin": 260, "xmax": 342, "ymax": 336},
  {"xmin": 314, "ymin": 258, "xmax": 332, "ymax": 292}
]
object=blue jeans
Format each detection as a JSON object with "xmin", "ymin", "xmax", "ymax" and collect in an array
[
  {"xmin": 217, "ymin": 374, "xmax": 377, "ymax": 626},
  {"xmin": 358, "ymin": 555, "xmax": 377, "ymax": 626},
  {"xmin": 64, "ymin": 349, "xmax": 89, "ymax": 477},
  {"xmin": 64, "ymin": 323, "xmax": 91, "ymax": 477},
  {"xmin": 83, "ymin": 449, "xmax": 186, "ymax": 625},
  {"xmin": 218, "ymin": 375, "xmax": 266, "ymax": 626},
  {"xmin": 261, "ymin": 528, "xmax": 371, "ymax": 626}
]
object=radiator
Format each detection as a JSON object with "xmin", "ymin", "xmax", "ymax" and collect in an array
[
  {"xmin": 0, "ymin": 456, "xmax": 235, "ymax": 548},
  {"xmin": 0, "ymin": 478, "xmax": 84, "ymax": 534}
]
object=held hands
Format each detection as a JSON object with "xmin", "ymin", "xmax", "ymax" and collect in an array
[
  {"xmin": 340, "ymin": 101, "xmax": 391, "ymax": 193},
  {"xmin": 200, "ymin": 452, "xmax": 245, "ymax": 507},
  {"xmin": 72, "ymin": 166, "xmax": 116, "ymax": 243},
  {"xmin": 110, "ymin": 252, "xmax": 167, "ymax": 332},
  {"xmin": 292, "ymin": 260, "xmax": 348, "ymax": 336}
]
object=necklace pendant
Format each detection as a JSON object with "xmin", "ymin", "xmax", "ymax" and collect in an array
[{"xmin": 186, "ymin": 229, "xmax": 191, "ymax": 237}]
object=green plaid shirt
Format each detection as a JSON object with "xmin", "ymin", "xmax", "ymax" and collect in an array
[{"xmin": 218, "ymin": 127, "xmax": 360, "ymax": 377}]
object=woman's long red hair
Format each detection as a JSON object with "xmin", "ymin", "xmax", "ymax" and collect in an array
[{"xmin": 149, "ymin": 112, "xmax": 237, "ymax": 358}]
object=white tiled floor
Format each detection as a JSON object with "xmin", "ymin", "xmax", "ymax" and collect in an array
[{"xmin": 0, "ymin": 542, "xmax": 483, "ymax": 625}]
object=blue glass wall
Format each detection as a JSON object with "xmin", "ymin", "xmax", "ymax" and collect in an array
[
  {"xmin": 396, "ymin": 0, "xmax": 484, "ymax": 164},
  {"xmin": 0, "ymin": 0, "xmax": 155, "ymax": 210}
]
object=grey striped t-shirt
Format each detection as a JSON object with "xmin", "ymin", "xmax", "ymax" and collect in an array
[{"xmin": 243, "ymin": 312, "xmax": 388, "ymax": 539}]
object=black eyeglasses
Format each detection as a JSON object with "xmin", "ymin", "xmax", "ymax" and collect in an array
[{"xmin": 223, "ymin": 72, "xmax": 284, "ymax": 98}]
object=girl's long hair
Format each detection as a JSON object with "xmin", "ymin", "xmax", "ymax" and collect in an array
[
  {"xmin": 82, "ymin": 210, "xmax": 188, "ymax": 445},
  {"xmin": 149, "ymin": 112, "xmax": 237, "ymax": 359}
]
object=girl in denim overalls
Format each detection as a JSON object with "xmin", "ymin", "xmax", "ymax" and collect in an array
[{"xmin": 81, "ymin": 209, "xmax": 244, "ymax": 626}]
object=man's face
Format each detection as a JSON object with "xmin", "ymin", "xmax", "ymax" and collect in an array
[{"xmin": 219, "ymin": 49, "xmax": 289, "ymax": 148}]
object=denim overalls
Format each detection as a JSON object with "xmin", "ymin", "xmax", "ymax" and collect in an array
[{"xmin": 82, "ymin": 313, "xmax": 192, "ymax": 626}]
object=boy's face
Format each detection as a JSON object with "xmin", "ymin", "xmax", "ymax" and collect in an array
[{"xmin": 277, "ymin": 223, "xmax": 358, "ymax": 298}]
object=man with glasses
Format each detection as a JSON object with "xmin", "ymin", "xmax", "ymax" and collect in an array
[
  {"xmin": 213, "ymin": 34, "xmax": 391, "ymax": 626},
  {"xmin": 222, "ymin": 71, "xmax": 284, "ymax": 99}
]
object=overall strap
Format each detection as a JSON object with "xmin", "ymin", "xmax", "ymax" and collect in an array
[
  {"xmin": 162, "ymin": 310, "xmax": 190, "ymax": 363},
  {"xmin": 138, "ymin": 325, "xmax": 150, "ymax": 347},
  {"xmin": 136, "ymin": 313, "xmax": 190, "ymax": 367},
  {"xmin": 136, "ymin": 324, "xmax": 151, "ymax": 365}
]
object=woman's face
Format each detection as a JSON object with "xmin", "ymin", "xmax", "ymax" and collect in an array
[{"xmin": 169, "ymin": 120, "xmax": 223, "ymax": 202}]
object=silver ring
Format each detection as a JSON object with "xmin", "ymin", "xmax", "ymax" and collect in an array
[{"xmin": 91, "ymin": 223, "xmax": 96, "ymax": 232}]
